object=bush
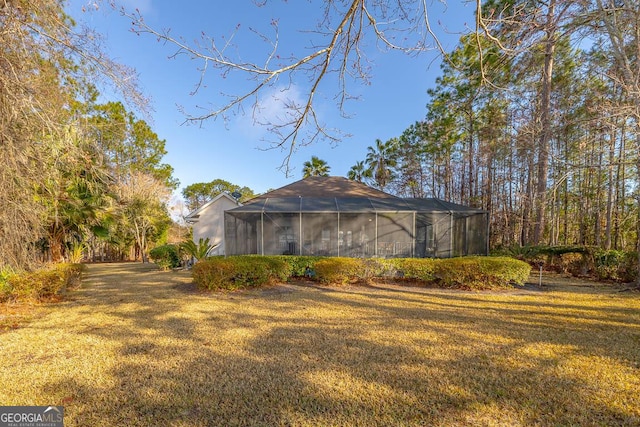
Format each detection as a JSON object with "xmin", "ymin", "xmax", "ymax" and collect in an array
[
  {"xmin": 56, "ymin": 263, "xmax": 85, "ymax": 289},
  {"xmin": 388, "ymin": 258, "xmax": 437, "ymax": 282},
  {"xmin": 192, "ymin": 255, "xmax": 532, "ymax": 291},
  {"xmin": 594, "ymin": 250, "xmax": 638, "ymax": 282},
  {"xmin": 1, "ymin": 263, "xmax": 84, "ymax": 302},
  {"xmin": 500, "ymin": 245, "xmax": 639, "ymax": 283},
  {"xmin": 433, "ymin": 257, "xmax": 531, "ymax": 290},
  {"xmin": 149, "ymin": 245, "xmax": 181, "ymax": 270},
  {"xmin": 192, "ymin": 257, "xmax": 237, "ymax": 290},
  {"xmin": 314, "ymin": 257, "xmax": 365, "ymax": 285},
  {"xmin": 193, "ymin": 256, "xmax": 291, "ymax": 291},
  {"xmin": 0, "ymin": 266, "xmax": 16, "ymax": 302},
  {"xmin": 275, "ymin": 255, "xmax": 324, "ymax": 277}
]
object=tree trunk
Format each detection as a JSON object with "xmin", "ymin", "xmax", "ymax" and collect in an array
[
  {"xmin": 532, "ymin": 0, "xmax": 557, "ymax": 245},
  {"xmin": 636, "ymin": 132, "xmax": 640, "ymax": 285},
  {"xmin": 605, "ymin": 126, "xmax": 616, "ymax": 249}
]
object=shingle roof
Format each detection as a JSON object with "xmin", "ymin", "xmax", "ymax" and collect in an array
[
  {"xmin": 227, "ymin": 176, "xmax": 486, "ymax": 215},
  {"xmin": 250, "ymin": 176, "xmax": 398, "ymax": 200},
  {"xmin": 227, "ymin": 196, "xmax": 486, "ymax": 214}
]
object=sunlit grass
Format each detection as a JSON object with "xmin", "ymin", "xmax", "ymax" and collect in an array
[{"xmin": 1, "ymin": 263, "xmax": 639, "ymax": 426}]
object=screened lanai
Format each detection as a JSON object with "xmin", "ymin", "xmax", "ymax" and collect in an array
[{"xmin": 224, "ymin": 196, "xmax": 488, "ymax": 258}]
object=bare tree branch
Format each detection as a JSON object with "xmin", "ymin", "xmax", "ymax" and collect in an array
[{"xmin": 119, "ymin": 1, "xmax": 459, "ymax": 175}]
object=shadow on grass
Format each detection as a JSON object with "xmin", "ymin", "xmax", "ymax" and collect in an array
[{"xmin": 41, "ymin": 263, "xmax": 640, "ymax": 426}]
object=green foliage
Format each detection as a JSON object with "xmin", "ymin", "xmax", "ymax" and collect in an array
[
  {"xmin": 180, "ymin": 238, "xmax": 215, "ymax": 261},
  {"xmin": 593, "ymin": 250, "xmax": 637, "ymax": 282},
  {"xmin": 311, "ymin": 257, "xmax": 429, "ymax": 284},
  {"xmin": 313, "ymin": 257, "xmax": 363, "ymax": 285},
  {"xmin": 388, "ymin": 258, "xmax": 437, "ymax": 282},
  {"xmin": 149, "ymin": 245, "xmax": 181, "ymax": 270},
  {"xmin": 0, "ymin": 266, "xmax": 17, "ymax": 299},
  {"xmin": 365, "ymin": 138, "xmax": 398, "ymax": 190},
  {"xmin": 68, "ymin": 242, "xmax": 85, "ymax": 264},
  {"xmin": 346, "ymin": 161, "xmax": 372, "ymax": 182},
  {"xmin": 192, "ymin": 256, "xmax": 291, "ymax": 291},
  {"xmin": 191, "ymin": 255, "xmax": 531, "ymax": 291},
  {"xmin": 1, "ymin": 264, "xmax": 84, "ymax": 302},
  {"xmin": 90, "ymin": 101, "xmax": 177, "ymax": 189},
  {"xmin": 182, "ymin": 179, "xmax": 255, "ymax": 211},
  {"xmin": 432, "ymin": 257, "xmax": 531, "ymax": 290},
  {"xmin": 276, "ymin": 255, "xmax": 324, "ymax": 277},
  {"xmin": 498, "ymin": 245, "xmax": 638, "ymax": 283},
  {"xmin": 192, "ymin": 258, "xmax": 237, "ymax": 290},
  {"xmin": 302, "ymin": 156, "xmax": 330, "ymax": 178}
]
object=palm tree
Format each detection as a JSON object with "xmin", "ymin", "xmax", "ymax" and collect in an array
[
  {"xmin": 347, "ymin": 161, "xmax": 372, "ymax": 182},
  {"xmin": 365, "ymin": 138, "xmax": 398, "ymax": 191},
  {"xmin": 180, "ymin": 237, "xmax": 217, "ymax": 262},
  {"xmin": 302, "ymin": 156, "xmax": 330, "ymax": 178}
]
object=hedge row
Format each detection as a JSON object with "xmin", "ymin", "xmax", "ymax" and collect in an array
[
  {"xmin": 495, "ymin": 245, "xmax": 638, "ymax": 282},
  {"xmin": 0, "ymin": 263, "xmax": 85, "ymax": 302},
  {"xmin": 192, "ymin": 256, "xmax": 291, "ymax": 291},
  {"xmin": 192, "ymin": 256, "xmax": 531, "ymax": 291}
]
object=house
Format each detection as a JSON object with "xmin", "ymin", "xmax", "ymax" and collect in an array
[
  {"xmin": 184, "ymin": 192, "xmax": 241, "ymax": 256},
  {"xmin": 223, "ymin": 176, "xmax": 488, "ymax": 258}
]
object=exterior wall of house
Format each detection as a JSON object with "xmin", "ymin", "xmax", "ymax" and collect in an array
[{"xmin": 192, "ymin": 197, "xmax": 239, "ymax": 256}]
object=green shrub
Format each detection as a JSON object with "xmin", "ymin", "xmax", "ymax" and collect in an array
[
  {"xmin": 494, "ymin": 245, "xmax": 591, "ymax": 270},
  {"xmin": 3, "ymin": 263, "xmax": 84, "ymax": 302},
  {"xmin": 360, "ymin": 258, "xmax": 398, "ymax": 280},
  {"xmin": 388, "ymin": 258, "xmax": 437, "ymax": 282},
  {"xmin": 594, "ymin": 250, "xmax": 638, "ymax": 282},
  {"xmin": 192, "ymin": 257, "xmax": 236, "ymax": 290},
  {"xmin": 0, "ymin": 266, "xmax": 16, "ymax": 302},
  {"xmin": 276, "ymin": 255, "xmax": 323, "ymax": 277},
  {"xmin": 193, "ymin": 256, "xmax": 291, "ymax": 291},
  {"xmin": 55, "ymin": 263, "xmax": 85, "ymax": 289},
  {"xmin": 193, "ymin": 255, "xmax": 532, "ymax": 291},
  {"xmin": 313, "ymin": 257, "xmax": 364, "ymax": 285},
  {"xmin": 149, "ymin": 244, "xmax": 181, "ymax": 270},
  {"xmin": 231, "ymin": 256, "xmax": 291, "ymax": 286},
  {"xmin": 433, "ymin": 257, "xmax": 531, "ymax": 290}
]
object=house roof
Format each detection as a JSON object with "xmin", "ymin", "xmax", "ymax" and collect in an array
[
  {"xmin": 403, "ymin": 198, "xmax": 486, "ymax": 213},
  {"xmin": 250, "ymin": 176, "xmax": 398, "ymax": 200},
  {"xmin": 226, "ymin": 196, "xmax": 486, "ymax": 215},
  {"xmin": 184, "ymin": 192, "xmax": 241, "ymax": 223},
  {"xmin": 226, "ymin": 177, "xmax": 486, "ymax": 215}
]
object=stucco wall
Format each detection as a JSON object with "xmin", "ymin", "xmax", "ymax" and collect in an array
[{"xmin": 192, "ymin": 196, "xmax": 239, "ymax": 256}]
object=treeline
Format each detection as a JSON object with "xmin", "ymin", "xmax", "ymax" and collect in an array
[
  {"xmin": 0, "ymin": 1, "xmax": 177, "ymax": 270},
  {"xmin": 348, "ymin": 0, "xmax": 639, "ymax": 254}
]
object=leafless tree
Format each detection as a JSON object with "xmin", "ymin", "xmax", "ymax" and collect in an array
[
  {"xmin": 120, "ymin": 0, "xmax": 475, "ymax": 173},
  {"xmin": 115, "ymin": 171, "xmax": 171, "ymax": 263}
]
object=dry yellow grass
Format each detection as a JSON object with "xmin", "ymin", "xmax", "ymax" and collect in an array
[{"xmin": 1, "ymin": 262, "xmax": 639, "ymax": 426}]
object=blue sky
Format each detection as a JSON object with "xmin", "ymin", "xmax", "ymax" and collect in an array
[{"xmin": 68, "ymin": 1, "xmax": 475, "ymax": 198}]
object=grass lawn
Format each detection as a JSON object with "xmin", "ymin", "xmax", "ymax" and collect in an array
[{"xmin": 1, "ymin": 262, "xmax": 639, "ymax": 426}]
